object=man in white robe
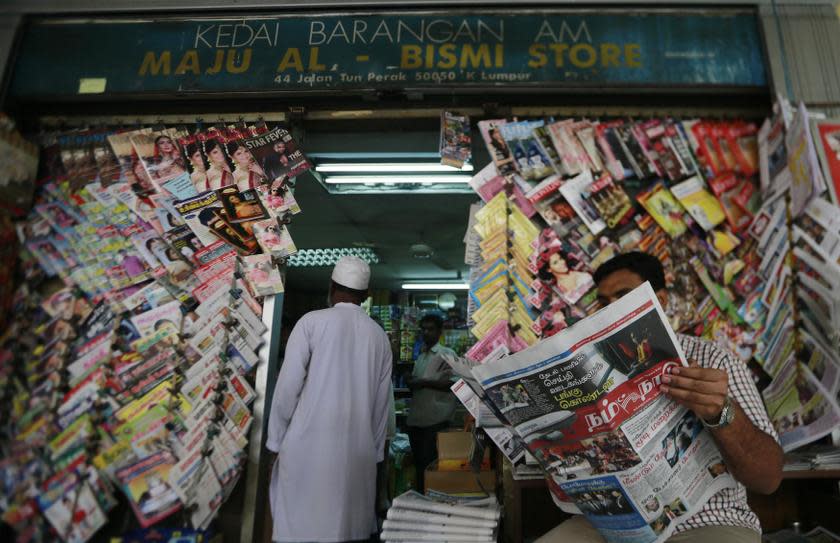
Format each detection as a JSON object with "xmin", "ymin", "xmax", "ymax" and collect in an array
[{"xmin": 266, "ymin": 256, "xmax": 392, "ymax": 542}]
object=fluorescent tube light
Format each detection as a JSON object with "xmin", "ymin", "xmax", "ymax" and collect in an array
[
  {"xmin": 324, "ymin": 175, "xmax": 473, "ymax": 185},
  {"xmin": 315, "ymin": 163, "xmax": 473, "ymax": 173},
  {"xmin": 401, "ymin": 282, "xmax": 470, "ymax": 290}
]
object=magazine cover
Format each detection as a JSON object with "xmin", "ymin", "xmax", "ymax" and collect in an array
[
  {"xmin": 669, "ymin": 176, "xmax": 726, "ymax": 231},
  {"xmin": 243, "ymin": 126, "xmax": 312, "ymax": 181},
  {"xmin": 174, "ymin": 190, "xmax": 224, "ymax": 247},
  {"xmin": 637, "ymin": 183, "xmax": 688, "ymax": 238},
  {"xmin": 240, "ymin": 254, "xmax": 285, "ymax": 296},
  {"xmin": 224, "ymin": 138, "xmax": 267, "ymax": 191},
  {"xmin": 786, "ymin": 103, "xmax": 825, "ymax": 216},
  {"xmin": 116, "ymin": 451, "xmax": 181, "ymax": 528},
  {"xmin": 178, "ymin": 135, "xmax": 210, "ymax": 194},
  {"xmin": 196, "ymin": 129, "xmax": 236, "ymax": 191},
  {"xmin": 217, "ymin": 186, "xmax": 269, "ymax": 224},
  {"xmin": 440, "ymin": 111, "xmax": 472, "ymax": 168},
  {"xmin": 582, "ymin": 173, "xmax": 634, "ymax": 229},
  {"xmin": 535, "ymin": 228, "xmax": 594, "ymax": 305},
  {"xmin": 206, "ymin": 211, "xmax": 259, "ymax": 254},
  {"xmin": 252, "ymin": 218, "xmax": 297, "ymax": 257},
  {"xmin": 558, "ymin": 170, "xmax": 607, "ymax": 235},
  {"xmin": 129, "ymin": 129, "xmax": 188, "ymax": 186},
  {"xmin": 255, "ymin": 177, "xmax": 302, "ymax": 217},
  {"xmin": 478, "ymin": 119, "xmax": 517, "ymax": 177},
  {"xmin": 810, "ymin": 118, "xmax": 840, "ymax": 206},
  {"xmin": 707, "ymin": 173, "xmax": 753, "ymax": 232},
  {"xmin": 92, "ymin": 133, "xmax": 123, "ymax": 186}
]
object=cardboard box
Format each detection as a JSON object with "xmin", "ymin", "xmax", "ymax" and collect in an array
[{"xmin": 424, "ymin": 431, "xmax": 495, "ymax": 494}]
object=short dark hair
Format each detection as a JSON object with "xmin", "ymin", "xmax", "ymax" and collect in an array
[
  {"xmin": 593, "ymin": 251, "xmax": 666, "ymax": 291},
  {"xmin": 420, "ymin": 314, "xmax": 444, "ymax": 330},
  {"xmin": 330, "ymin": 280, "xmax": 367, "ymax": 302}
]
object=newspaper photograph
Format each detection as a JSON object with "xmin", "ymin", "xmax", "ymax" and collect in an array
[{"xmin": 470, "ymin": 283, "xmax": 737, "ymax": 543}]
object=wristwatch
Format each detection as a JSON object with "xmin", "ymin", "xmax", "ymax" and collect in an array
[{"xmin": 702, "ymin": 396, "xmax": 735, "ymax": 429}]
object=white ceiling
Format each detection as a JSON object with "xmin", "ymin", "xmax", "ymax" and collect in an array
[{"xmin": 284, "ymin": 170, "xmax": 477, "ymax": 293}]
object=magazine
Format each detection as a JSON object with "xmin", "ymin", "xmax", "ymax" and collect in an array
[
  {"xmin": 217, "ymin": 186, "xmax": 269, "ymax": 224},
  {"xmin": 810, "ymin": 118, "xmax": 840, "ymax": 206},
  {"xmin": 470, "ymin": 283, "xmax": 736, "ymax": 543},
  {"xmin": 478, "ymin": 119, "xmax": 517, "ymax": 177},
  {"xmin": 669, "ymin": 176, "xmax": 726, "ymax": 232},
  {"xmin": 559, "ymin": 170, "xmax": 607, "ymax": 235},
  {"xmin": 440, "ymin": 111, "xmax": 472, "ymax": 168},
  {"xmin": 255, "ymin": 177, "xmax": 301, "ymax": 217},
  {"xmin": 252, "ymin": 218, "xmax": 297, "ymax": 257},
  {"xmin": 174, "ymin": 190, "xmax": 224, "ymax": 247},
  {"xmin": 637, "ymin": 183, "xmax": 687, "ymax": 238},
  {"xmin": 243, "ymin": 126, "xmax": 311, "ymax": 181},
  {"xmin": 240, "ymin": 254, "xmax": 285, "ymax": 296},
  {"xmin": 130, "ymin": 129, "xmax": 189, "ymax": 186},
  {"xmin": 116, "ymin": 451, "xmax": 181, "ymax": 528},
  {"xmin": 786, "ymin": 103, "xmax": 825, "ymax": 216}
]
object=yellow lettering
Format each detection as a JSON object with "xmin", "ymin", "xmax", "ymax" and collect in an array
[
  {"xmin": 494, "ymin": 44, "xmax": 504, "ymax": 67},
  {"xmin": 308, "ymin": 47, "xmax": 325, "ymax": 71},
  {"xmin": 226, "ymin": 49, "xmax": 252, "ymax": 74},
  {"xmin": 206, "ymin": 50, "xmax": 224, "ymax": 74},
  {"xmin": 139, "ymin": 51, "xmax": 171, "ymax": 76},
  {"xmin": 625, "ymin": 43, "xmax": 642, "ymax": 68},
  {"xmin": 175, "ymin": 50, "xmax": 200, "ymax": 75},
  {"xmin": 401, "ymin": 45, "xmax": 422, "ymax": 69},
  {"xmin": 277, "ymin": 48, "xmax": 304, "ymax": 72},
  {"xmin": 549, "ymin": 44, "xmax": 569, "ymax": 67},
  {"xmin": 528, "ymin": 44, "xmax": 547, "ymax": 69},
  {"xmin": 600, "ymin": 43, "xmax": 621, "ymax": 67},
  {"xmin": 425, "ymin": 44, "xmax": 435, "ymax": 69},
  {"xmin": 570, "ymin": 44, "xmax": 596, "ymax": 68},
  {"xmin": 461, "ymin": 44, "xmax": 491, "ymax": 69},
  {"xmin": 438, "ymin": 44, "xmax": 457, "ymax": 69}
]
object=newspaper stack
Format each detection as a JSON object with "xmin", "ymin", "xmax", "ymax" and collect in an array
[
  {"xmin": 382, "ymin": 490, "xmax": 500, "ymax": 543},
  {"xmin": 784, "ymin": 445, "xmax": 840, "ymax": 472}
]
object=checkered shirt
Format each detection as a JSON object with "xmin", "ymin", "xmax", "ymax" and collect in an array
[{"xmin": 673, "ymin": 334, "xmax": 779, "ymax": 535}]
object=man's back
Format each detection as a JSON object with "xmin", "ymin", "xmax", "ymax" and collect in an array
[{"xmin": 266, "ymin": 302, "xmax": 393, "ymax": 542}]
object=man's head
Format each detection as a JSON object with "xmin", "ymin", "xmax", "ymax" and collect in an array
[
  {"xmin": 419, "ymin": 314, "xmax": 444, "ymax": 347},
  {"xmin": 593, "ymin": 251, "xmax": 668, "ymax": 309},
  {"xmin": 329, "ymin": 256, "xmax": 370, "ymax": 306}
]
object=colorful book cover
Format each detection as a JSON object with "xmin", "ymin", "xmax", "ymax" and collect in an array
[{"xmin": 637, "ymin": 182, "xmax": 688, "ymax": 238}]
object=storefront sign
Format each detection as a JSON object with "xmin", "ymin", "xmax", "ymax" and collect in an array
[{"xmin": 9, "ymin": 10, "xmax": 766, "ymax": 98}]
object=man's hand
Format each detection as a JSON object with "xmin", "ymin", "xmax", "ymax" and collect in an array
[
  {"xmin": 660, "ymin": 358, "xmax": 783, "ymax": 495},
  {"xmin": 661, "ymin": 359, "xmax": 728, "ymax": 423}
]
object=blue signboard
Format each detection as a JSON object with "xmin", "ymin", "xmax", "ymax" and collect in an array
[{"xmin": 9, "ymin": 10, "xmax": 767, "ymax": 98}]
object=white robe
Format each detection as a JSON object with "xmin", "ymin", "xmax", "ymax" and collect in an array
[{"xmin": 266, "ymin": 302, "xmax": 393, "ymax": 542}]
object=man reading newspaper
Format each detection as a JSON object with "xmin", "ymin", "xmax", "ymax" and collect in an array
[{"xmin": 530, "ymin": 252, "xmax": 782, "ymax": 543}]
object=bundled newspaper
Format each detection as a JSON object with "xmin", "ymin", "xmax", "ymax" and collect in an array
[
  {"xmin": 382, "ymin": 490, "xmax": 499, "ymax": 543},
  {"xmin": 463, "ymin": 283, "xmax": 738, "ymax": 543}
]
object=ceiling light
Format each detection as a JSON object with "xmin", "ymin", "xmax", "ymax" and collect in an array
[
  {"xmin": 315, "ymin": 163, "xmax": 473, "ymax": 173},
  {"xmin": 401, "ymin": 282, "xmax": 470, "ymax": 290},
  {"xmin": 324, "ymin": 175, "xmax": 473, "ymax": 185},
  {"xmin": 288, "ymin": 248, "xmax": 379, "ymax": 267}
]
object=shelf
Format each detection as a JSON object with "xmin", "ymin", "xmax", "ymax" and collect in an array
[{"xmin": 782, "ymin": 469, "xmax": 840, "ymax": 479}]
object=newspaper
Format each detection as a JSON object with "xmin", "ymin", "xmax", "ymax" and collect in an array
[{"xmin": 469, "ymin": 283, "xmax": 737, "ymax": 543}]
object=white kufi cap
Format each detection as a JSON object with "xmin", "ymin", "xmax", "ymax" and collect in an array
[{"xmin": 331, "ymin": 255, "xmax": 370, "ymax": 290}]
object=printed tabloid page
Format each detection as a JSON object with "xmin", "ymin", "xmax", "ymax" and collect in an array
[{"xmin": 471, "ymin": 283, "xmax": 737, "ymax": 543}]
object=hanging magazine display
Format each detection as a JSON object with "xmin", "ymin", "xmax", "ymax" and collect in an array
[{"xmin": 0, "ymin": 119, "xmax": 299, "ymax": 542}]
